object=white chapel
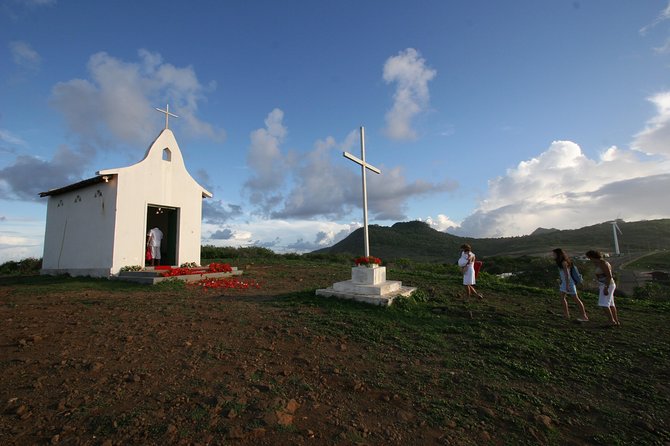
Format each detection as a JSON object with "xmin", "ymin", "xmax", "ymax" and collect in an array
[{"xmin": 39, "ymin": 111, "xmax": 212, "ymax": 277}]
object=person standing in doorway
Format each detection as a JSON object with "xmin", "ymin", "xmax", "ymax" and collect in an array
[
  {"xmin": 552, "ymin": 248, "xmax": 589, "ymax": 322},
  {"xmin": 147, "ymin": 227, "xmax": 163, "ymax": 267}
]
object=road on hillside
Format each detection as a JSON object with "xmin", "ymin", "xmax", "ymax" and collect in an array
[{"xmin": 608, "ymin": 251, "xmax": 665, "ymax": 295}]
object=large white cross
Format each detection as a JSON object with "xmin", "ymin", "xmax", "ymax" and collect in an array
[
  {"xmin": 343, "ymin": 126, "xmax": 381, "ymax": 258},
  {"xmin": 155, "ymin": 104, "xmax": 179, "ymax": 130}
]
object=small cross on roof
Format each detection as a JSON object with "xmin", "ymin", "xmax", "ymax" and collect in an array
[{"xmin": 155, "ymin": 104, "xmax": 179, "ymax": 129}]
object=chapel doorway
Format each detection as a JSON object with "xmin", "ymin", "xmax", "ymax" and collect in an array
[{"xmin": 146, "ymin": 205, "xmax": 179, "ymax": 266}]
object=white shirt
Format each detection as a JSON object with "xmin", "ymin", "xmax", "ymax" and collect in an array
[{"xmin": 148, "ymin": 227, "xmax": 163, "ymax": 247}]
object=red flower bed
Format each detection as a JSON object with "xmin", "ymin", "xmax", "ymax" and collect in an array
[
  {"xmin": 193, "ymin": 277, "xmax": 261, "ymax": 290},
  {"xmin": 159, "ymin": 263, "xmax": 233, "ymax": 277},
  {"xmin": 208, "ymin": 263, "xmax": 233, "ymax": 273}
]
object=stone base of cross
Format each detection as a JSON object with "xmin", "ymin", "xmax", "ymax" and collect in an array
[{"xmin": 316, "ymin": 263, "xmax": 416, "ymax": 306}]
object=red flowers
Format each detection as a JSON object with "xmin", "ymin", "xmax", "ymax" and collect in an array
[
  {"xmin": 160, "ymin": 263, "xmax": 233, "ymax": 277},
  {"xmin": 155, "ymin": 263, "xmax": 258, "ymax": 289},
  {"xmin": 354, "ymin": 256, "xmax": 382, "ymax": 266},
  {"xmin": 207, "ymin": 263, "xmax": 234, "ymax": 273},
  {"xmin": 194, "ymin": 277, "xmax": 261, "ymax": 290},
  {"xmin": 161, "ymin": 267, "xmax": 199, "ymax": 277}
]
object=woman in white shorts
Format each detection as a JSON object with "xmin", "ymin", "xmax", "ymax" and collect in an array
[{"xmin": 586, "ymin": 250, "xmax": 620, "ymax": 326}]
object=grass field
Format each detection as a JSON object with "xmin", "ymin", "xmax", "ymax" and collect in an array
[
  {"xmin": 1, "ymin": 260, "xmax": 669, "ymax": 445},
  {"xmin": 625, "ymin": 251, "xmax": 670, "ymax": 271}
]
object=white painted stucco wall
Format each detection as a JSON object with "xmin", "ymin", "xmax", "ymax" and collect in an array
[
  {"xmin": 41, "ymin": 129, "xmax": 210, "ymax": 277},
  {"xmin": 41, "ymin": 180, "xmax": 118, "ymax": 276},
  {"xmin": 99, "ymin": 130, "xmax": 210, "ymax": 273}
]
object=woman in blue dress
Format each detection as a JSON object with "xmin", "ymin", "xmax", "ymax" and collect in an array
[{"xmin": 552, "ymin": 248, "xmax": 588, "ymax": 322}]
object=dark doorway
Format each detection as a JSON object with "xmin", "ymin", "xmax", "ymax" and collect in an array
[{"xmin": 146, "ymin": 205, "xmax": 179, "ymax": 266}]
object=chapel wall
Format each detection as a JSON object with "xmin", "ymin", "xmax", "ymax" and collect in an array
[{"xmin": 41, "ymin": 181, "xmax": 117, "ymax": 276}]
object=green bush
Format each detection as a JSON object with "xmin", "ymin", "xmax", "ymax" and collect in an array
[
  {"xmin": 201, "ymin": 245, "xmax": 278, "ymax": 261},
  {"xmin": 301, "ymin": 252, "xmax": 355, "ymax": 265},
  {"xmin": 0, "ymin": 257, "xmax": 42, "ymax": 276},
  {"xmin": 119, "ymin": 265, "xmax": 143, "ymax": 272},
  {"xmin": 633, "ymin": 282, "xmax": 667, "ymax": 300},
  {"xmin": 392, "ymin": 289, "xmax": 430, "ymax": 311},
  {"xmin": 394, "ymin": 258, "xmax": 413, "ymax": 270}
]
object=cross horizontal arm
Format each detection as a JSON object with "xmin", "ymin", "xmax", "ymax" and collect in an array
[
  {"xmin": 155, "ymin": 107, "xmax": 179, "ymax": 118},
  {"xmin": 343, "ymin": 152, "xmax": 381, "ymax": 174}
]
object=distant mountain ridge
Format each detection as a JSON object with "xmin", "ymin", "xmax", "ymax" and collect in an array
[
  {"xmin": 530, "ymin": 227, "xmax": 559, "ymax": 236},
  {"xmin": 313, "ymin": 219, "xmax": 670, "ymax": 261}
]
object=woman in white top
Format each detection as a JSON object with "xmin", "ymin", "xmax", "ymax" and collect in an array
[
  {"xmin": 459, "ymin": 244, "xmax": 483, "ymax": 298},
  {"xmin": 586, "ymin": 250, "xmax": 620, "ymax": 326}
]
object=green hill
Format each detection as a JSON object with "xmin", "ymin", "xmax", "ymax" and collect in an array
[{"xmin": 314, "ymin": 218, "xmax": 670, "ymax": 261}]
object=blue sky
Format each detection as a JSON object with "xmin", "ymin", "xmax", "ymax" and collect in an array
[{"xmin": 2, "ymin": 0, "xmax": 670, "ymax": 262}]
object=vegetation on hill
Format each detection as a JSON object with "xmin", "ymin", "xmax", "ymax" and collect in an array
[
  {"xmin": 315, "ymin": 219, "xmax": 670, "ymax": 261},
  {"xmin": 0, "ymin": 257, "xmax": 42, "ymax": 276},
  {"xmin": 626, "ymin": 251, "xmax": 670, "ymax": 271}
]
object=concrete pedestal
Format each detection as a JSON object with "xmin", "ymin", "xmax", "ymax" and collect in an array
[{"xmin": 316, "ymin": 265, "xmax": 416, "ymax": 306}]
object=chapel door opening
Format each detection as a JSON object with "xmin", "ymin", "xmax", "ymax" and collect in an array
[{"xmin": 146, "ymin": 205, "xmax": 179, "ymax": 266}]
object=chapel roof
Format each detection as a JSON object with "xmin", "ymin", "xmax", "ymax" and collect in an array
[{"xmin": 38, "ymin": 175, "xmax": 109, "ymax": 197}]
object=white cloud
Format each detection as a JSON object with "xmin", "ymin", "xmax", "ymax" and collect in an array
[
  {"xmin": 0, "ymin": 215, "xmax": 45, "ymax": 263},
  {"xmin": 0, "ymin": 129, "xmax": 26, "ymax": 147},
  {"xmin": 452, "ymin": 139, "xmax": 670, "ymax": 238},
  {"xmin": 50, "ymin": 49, "xmax": 224, "ymax": 150},
  {"xmin": 210, "ymin": 229, "xmax": 235, "ymax": 240},
  {"xmin": 640, "ymin": 1, "xmax": 670, "ymax": 35},
  {"xmin": 9, "ymin": 41, "xmax": 41, "ymax": 71},
  {"xmin": 271, "ymin": 135, "xmax": 356, "ymax": 219},
  {"xmin": 0, "ymin": 144, "xmax": 89, "ymax": 200},
  {"xmin": 0, "ymin": 242, "xmax": 42, "ymax": 263},
  {"xmin": 425, "ymin": 214, "xmax": 459, "ymax": 232},
  {"xmin": 243, "ymin": 108, "xmax": 288, "ymax": 207},
  {"xmin": 382, "ymin": 48, "xmax": 436, "ymax": 141},
  {"xmin": 0, "ymin": 234, "xmax": 31, "ymax": 245},
  {"xmin": 202, "ymin": 200, "xmax": 243, "ymax": 224},
  {"xmin": 243, "ymin": 111, "xmax": 455, "ymax": 221},
  {"xmin": 632, "ymin": 92, "xmax": 670, "ymax": 156},
  {"xmin": 654, "ymin": 37, "xmax": 670, "ymax": 54},
  {"xmin": 202, "ymin": 219, "xmax": 358, "ymax": 253},
  {"xmin": 15, "ymin": 0, "xmax": 56, "ymax": 6},
  {"xmin": 367, "ymin": 168, "xmax": 457, "ymax": 221}
]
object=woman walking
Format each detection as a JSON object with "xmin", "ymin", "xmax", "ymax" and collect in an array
[
  {"xmin": 586, "ymin": 250, "xmax": 620, "ymax": 326},
  {"xmin": 459, "ymin": 244, "xmax": 483, "ymax": 298},
  {"xmin": 552, "ymin": 248, "xmax": 589, "ymax": 321}
]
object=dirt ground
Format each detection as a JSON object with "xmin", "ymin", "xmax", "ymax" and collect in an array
[
  {"xmin": 1, "ymin": 264, "xmax": 449, "ymax": 445},
  {"xmin": 2, "ymin": 263, "xmax": 669, "ymax": 445}
]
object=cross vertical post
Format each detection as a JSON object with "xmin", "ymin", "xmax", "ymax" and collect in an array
[
  {"xmin": 360, "ymin": 127, "xmax": 370, "ymax": 258},
  {"xmin": 155, "ymin": 104, "xmax": 179, "ymax": 129},
  {"xmin": 343, "ymin": 126, "xmax": 381, "ymax": 258}
]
